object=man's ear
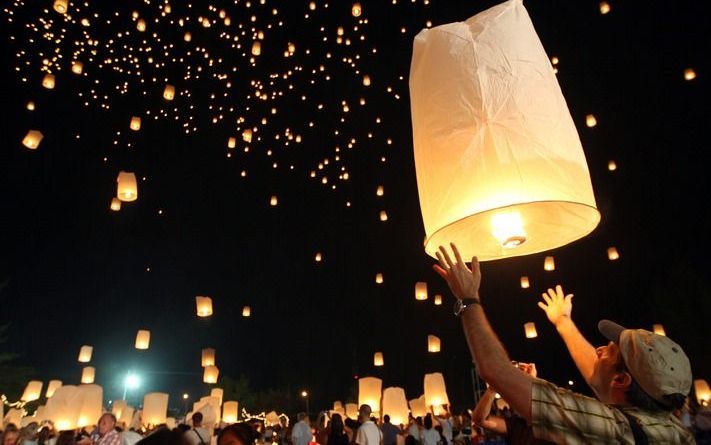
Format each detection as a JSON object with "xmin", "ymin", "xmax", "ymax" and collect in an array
[{"xmin": 611, "ymin": 371, "xmax": 632, "ymax": 390}]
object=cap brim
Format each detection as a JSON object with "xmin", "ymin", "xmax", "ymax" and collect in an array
[{"xmin": 598, "ymin": 319, "xmax": 626, "ymax": 344}]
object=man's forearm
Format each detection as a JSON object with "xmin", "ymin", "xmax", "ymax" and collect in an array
[
  {"xmin": 555, "ymin": 317, "xmax": 597, "ymax": 383},
  {"xmin": 471, "ymin": 389, "xmax": 496, "ymax": 425},
  {"xmin": 461, "ymin": 304, "xmax": 532, "ymax": 421}
]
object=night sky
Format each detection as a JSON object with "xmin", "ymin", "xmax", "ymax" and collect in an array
[{"xmin": 1, "ymin": 0, "xmax": 709, "ymax": 414}]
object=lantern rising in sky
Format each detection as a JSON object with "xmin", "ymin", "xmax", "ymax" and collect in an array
[
  {"xmin": 22, "ymin": 130, "xmax": 43, "ymax": 149},
  {"xmin": 410, "ymin": 0, "xmax": 599, "ymax": 261},
  {"xmin": 143, "ymin": 393, "xmax": 169, "ymax": 426},
  {"xmin": 427, "ymin": 335, "xmax": 441, "ymax": 353},
  {"xmin": 695, "ymin": 379, "xmax": 710, "ymax": 406},
  {"xmin": 415, "ymin": 282, "xmax": 428, "ymax": 301},
  {"xmin": 524, "ymin": 322, "xmax": 538, "ymax": 338},
  {"xmin": 222, "ymin": 401, "xmax": 239, "ymax": 424},
  {"xmin": 544, "ymin": 256, "xmax": 556, "ymax": 271},
  {"xmin": 46, "ymin": 380, "xmax": 62, "ymax": 398},
  {"xmin": 358, "ymin": 377, "xmax": 382, "ymax": 415},
  {"xmin": 195, "ymin": 296, "xmax": 213, "ymax": 317},
  {"xmin": 42, "ymin": 74, "xmax": 55, "ymax": 89},
  {"xmin": 204, "ymin": 366, "xmax": 219, "ymax": 384},
  {"xmin": 80, "ymin": 367, "xmax": 95, "ymax": 384},
  {"xmin": 607, "ymin": 247, "xmax": 620, "ymax": 260},
  {"xmin": 242, "ymin": 306, "xmax": 251, "ymax": 317},
  {"xmin": 201, "ymin": 348, "xmax": 216, "ymax": 367},
  {"xmin": 381, "ymin": 387, "xmax": 408, "ymax": 426},
  {"xmin": 78, "ymin": 345, "xmax": 93, "ymax": 363},
  {"xmin": 351, "ymin": 3, "xmax": 362, "ymax": 17},
  {"xmin": 684, "ymin": 68, "xmax": 697, "ymax": 81},
  {"xmin": 373, "ymin": 352, "xmax": 384, "ymax": 367},
  {"xmin": 21, "ymin": 381, "xmax": 43, "ymax": 402},
  {"xmin": 135, "ymin": 330, "xmax": 151, "ymax": 349},
  {"xmin": 53, "ymin": 0, "xmax": 68, "ymax": 14},
  {"xmin": 424, "ymin": 373, "xmax": 450, "ymax": 408},
  {"xmin": 520, "ymin": 276, "xmax": 530, "ymax": 289},
  {"xmin": 110, "ymin": 198, "xmax": 121, "ymax": 211},
  {"xmin": 116, "ymin": 171, "xmax": 138, "ymax": 202}
]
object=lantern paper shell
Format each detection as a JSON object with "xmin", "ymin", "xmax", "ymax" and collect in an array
[
  {"xmin": 363, "ymin": 75, "xmax": 371, "ymax": 86},
  {"xmin": 585, "ymin": 114, "xmax": 598, "ymax": 128},
  {"xmin": 607, "ymin": 247, "xmax": 620, "ymax": 260},
  {"xmin": 243, "ymin": 129, "xmax": 253, "ymax": 143},
  {"xmin": 46, "ymin": 380, "xmax": 63, "ymax": 398},
  {"xmin": 434, "ymin": 294, "xmax": 443, "ymax": 305},
  {"xmin": 81, "ymin": 367, "xmax": 95, "ymax": 384},
  {"xmin": 251, "ymin": 41, "xmax": 261, "ymax": 56},
  {"xmin": 424, "ymin": 373, "xmax": 450, "ymax": 408},
  {"xmin": 222, "ymin": 401, "xmax": 239, "ymax": 424},
  {"xmin": 653, "ymin": 324, "xmax": 666, "ymax": 336},
  {"xmin": 194, "ymin": 396, "xmax": 221, "ymax": 425},
  {"xmin": 358, "ymin": 377, "xmax": 382, "ymax": 415},
  {"xmin": 695, "ymin": 379, "xmax": 710, "ymax": 405},
  {"xmin": 76, "ymin": 384, "xmax": 102, "ymax": 428},
  {"xmin": 201, "ymin": 348, "xmax": 216, "ymax": 367},
  {"xmin": 196, "ymin": 296, "xmax": 213, "ymax": 317},
  {"xmin": 351, "ymin": 3, "xmax": 362, "ymax": 17},
  {"xmin": 228, "ymin": 137, "xmax": 237, "ymax": 149},
  {"xmin": 345, "ymin": 403, "xmax": 358, "ymax": 420},
  {"xmin": 427, "ymin": 335, "xmax": 441, "ymax": 353},
  {"xmin": 381, "ymin": 387, "xmax": 409, "ymax": 426},
  {"xmin": 608, "ymin": 160, "xmax": 617, "ymax": 171},
  {"xmin": 71, "ymin": 61, "xmax": 83, "ymax": 74},
  {"xmin": 375, "ymin": 273, "xmax": 384, "ymax": 284},
  {"xmin": 544, "ymin": 256, "xmax": 555, "ymax": 271},
  {"xmin": 110, "ymin": 198, "xmax": 121, "ymax": 211},
  {"xmin": 408, "ymin": 395, "xmax": 427, "ymax": 418},
  {"xmin": 210, "ymin": 388, "xmax": 224, "ymax": 406},
  {"xmin": 415, "ymin": 282, "xmax": 428, "ymax": 301},
  {"xmin": 23, "ymin": 130, "xmax": 44, "ymax": 149},
  {"xmin": 524, "ymin": 322, "xmax": 538, "ymax": 338},
  {"xmin": 117, "ymin": 171, "xmax": 138, "ymax": 202},
  {"xmin": 270, "ymin": 195, "xmax": 278, "ymax": 206},
  {"xmin": 112, "ymin": 400, "xmax": 127, "ymax": 419},
  {"xmin": 204, "ymin": 365, "xmax": 219, "ymax": 384},
  {"xmin": 42, "ymin": 74, "xmax": 56, "ymax": 89},
  {"xmin": 684, "ymin": 68, "xmax": 697, "ymax": 81},
  {"xmin": 53, "ymin": 0, "xmax": 68, "ymax": 13},
  {"xmin": 130, "ymin": 117, "xmax": 141, "ymax": 131},
  {"xmin": 45, "ymin": 385, "xmax": 80, "ymax": 430},
  {"xmin": 5, "ymin": 409, "xmax": 22, "ymax": 428},
  {"xmin": 599, "ymin": 1, "xmax": 611, "ymax": 14},
  {"xmin": 409, "ymin": 0, "xmax": 600, "ymax": 262},
  {"xmin": 163, "ymin": 84, "xmax": 175, "ymax": 100},
  {"xmin": 21, "ymin": 381, "xmax": 43, "ymax": 402},
  {"xmin": 142, "ymin": 393, "xmax": 169, "ymax": 426},
  {"xmin": 242, "ymin": 306, "xmax": 251, "ymax": 317},
  {"xmin": 376, "ymin": 185, "xmax": 384, "ymax": 196},
  {"xmin": 135, "ymin": 330, "xmax": 151, "ymax": 349},
  {"xmin": 78, "ymin": 345, "xmax": 93, "ymax": 363},
  {"xmin": 374, "ymin": 352, "xmax": 384, "ymax": 367},
  {"xmin": 520, "ymin": 276, "xmax": 530, "ymax": 288},
  {"xmin": 379, "ymin": 211, "xmax": 388, "ymax": 222}
]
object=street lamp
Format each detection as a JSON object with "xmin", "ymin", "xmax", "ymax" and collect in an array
[
  {"xmin": 182, "ymin": 393, "xmax": 190, "ymax": 416},
  {"xmin": 301, "ymin": 390, "xmax": 309, "ymax": 416},
  {"xmin": 122, "ymin": 371, "xmax": 141, "ymax": 400}
]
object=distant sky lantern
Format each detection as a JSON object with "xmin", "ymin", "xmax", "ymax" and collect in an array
[
  {"xmin": 374, "ymin": 352, "xmax": 384, "ymax": 367},
  {"xmin": 135, "ymin": 330, "xmax": 150, "ymax": 349},
  {"xmin": 71, "ymin": 61, "xmax": 83, "ymax": 74},
  {"xmin": 520, "ymin": 276, "xmax": 530, "ymax": 288},
  {"xmin": 684, "ymin": 69, "xmax": 696, "ymax": 81},
  {"xmin": 223, "ymin": 401, "xmax": 239, "ymax": 424},
  {"xmin": 415, "ymin": 282, "xmax": 428, "ymax": 300},
  {"xmin": 315, "ymin": 252, "xmax": 323, "ymax": 262},
  {"xmin": 136, "ymin": 18, "xmax": 146, "ymax": 32},
  {"xmin": 46, "ymin": 380, "xmax": 62, "ymax": 398},
  {"xmin": 309, "ymin": 1, "xmax": 316, "ymax": 10},
  {"xmin": 143, "ymin": 393, "xmax": 169, "ymax": 426},
  {"xmin": 607, "ymin": 247, "xmax": 620, "ymax": 260},
  {"xmin": 363, "ymin": 75, "xmax": 371, "ymax": 86},
  {"xmin": 78, "ymin": 345, "xmax": 93, "ymax": 363},
  {"xmin": 379, "ymin": 210, "xmax": 388, "ymax": 221},
  {"xmin": 184, "ymin": 32, "xmax": 192, "ymax": 42},
  {"xmin": 410, "ymin": 0, "xmax": 599, "ymax": 262},
  {"xmin": 203, "ymin": 365, "xmax": 219, "ymax": 384},
  {"xmin": 351, "ymin": 3, "xmax": 362, "ymax": 17},
  {"xmin": 524, "ymin": 322, "xmax": 538, "ymax": 338},
  {"xmin": 22, "ymin": 130, "xmax": 44, "ymax": 149},
  {"xmin": 270, "ymin": 195, "xmax": 278, "ymax": 206},
  {"xmin": 585, "ymin": 114, "xmax": 598, "ymax": 128},
  {"xmin": 345, "ymin": 403, "xmax": 359, "ymax": 420},
  {"xmin": 434, "ymin": 294, "xmax": 443, "ymax": 305},
  {"xmin": 21, "ymin": 381, "xmax": 43, "ymax": 402},
  {"xmin": 163, "ymin": 84, "xmax": 175, "ymax": 100},
  {"xmin": 130, "ymin": 117, "xmax": 141, "ymax": 131},
  {"xmin": 242, "ymin": 129, "xmax": 253, "ymax": 143},
  {"xmin": 201, "ymin": 348, "xmax": 216, "ymax": 367},
  {"xmin": 81, "ymin": 367, "xmax": 95, "ymax": 384},
  {"xmin": 424, "ymin": 373, "xmax": 450, "ymax": 408},
  {"xmin": 228, "ymin": 137, "xmax": 236, "ymax": 149},
  {"xmin": 358, "ymin": 377, "xmax": 382, "ymax": 415},
  {"xmin": 653, "ymin": 324, "xmax": 666, "ymax": 336},
  {"xmin": 53, "ymin": 0, "xmax": 68, "ymax": 14},
  {"xmin": 375, "ymin": 273, "xmax": 383, "ymax": 284},
  {"xmin": 695, "ymin": 380, "xmax": 710, "ymax": 406},
  {"xmin": 195, "ymin": 296, "xmax": 213, "ymax": 317},
  {"xmin": 599, "ymin": 1, "xmax": 611, "ymax": 14},
  {"xmin": 427, "ymin": 335, "xmax": 441, "ymax": 353},
  {"xmin": 110, "ymin": 198, "xmax": 121, "ymax": 212},
  {"xmin": 382, "ymin": 387, "xmax": 409, "ymax": 426},
  {"xmin": 116, "ymin": 171, "xmax": 138, "ymax": 202},
  {"xmin": 544, "ymin": 256, "xmax": 555, "ymax": 271},
  {"xmin": 409, "ymin": 395, "xmax": 427, "ymax": 418},
  {"xmin": 26, "ymin": 101, "xmax": 35, "ymax": 111},
  {"xmin": 376, "ymin": 185, "xmax": 384, "ymax": 196},
  {"xmin": 241, "ymin": 306, "xmax": 251, "ymax": 317},
  {"xmin": 608, "ymin": 160, "xmax": 617, "ymax": 171},
  {"xmin": 251, "ymin": 41, "xmax": 262, "ymax": 56},
  {"xmin": 42, "ymin": 74, "xmax": 55, "ymax": 89}
]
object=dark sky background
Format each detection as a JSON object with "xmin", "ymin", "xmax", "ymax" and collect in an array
[{"xmin": 1, "ymin": 0, "xmax": 710, "ymax": 415}]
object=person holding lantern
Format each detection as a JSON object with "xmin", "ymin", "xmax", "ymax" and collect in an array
[{"xmin": 433, "ymin": 243, "xmax": 695, "ymax": 444}]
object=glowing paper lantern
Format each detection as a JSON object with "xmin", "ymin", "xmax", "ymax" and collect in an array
[
  {"xmin": 695, "ymin": 379, "xmax": 710, "ymax": 406},
  {"xmin": 251, "ymin": 41, "xmax": 262, "ymax": 56},
  {"xmin": 142, "ymin": 393, "xmax": 169, "ymax": 426},
  {"xmin": 21, "ymin": 381, "xmax": 43, "ymax": 402},
  {"xmin": 242, "ymin": 306, "xmax": 251, "ymax": 317},
  {"xmin": 202, "ymin": 348, "xmax": 216, "ymax": 367},
  {"xmin": 374, "ymin": 352, "xmax": 384, "ymax": 367},
  {"xmin": 22, "ymin": 130, "xmax": 44, "ymax": 149},
  {"xmin": 81, "ymin": 367, "xmax": 95, "ymax": 384},
  {"xmin": 228, "ymin": 137, "xmax": 236, "ymax": 149},
  {"xmin": 71, "ymin": 61, "xmax": 83, "ymax": 74},
  {"xmin": 363, "ymin": 75, "xmax": 371, "ymax": 86},
  {"xmin": 345, "ymin": 403, "xmax": 358, "ymax": 420},
  {"xmin": 112, "ymin": 400, "xmax": 127, "ymax": 419},
  {"xmin": 130, "ymin": 117, "xmax": 141, "ymax": 131},
  {"xmin": 53, "ymin": 0, "xmax": 68, "ymax": 14},
  {"xmin": 424, "ymin": 373, "xmax": 450, "ymax": 407},
  {"xmin": 434, "ymin": 294, "xmax": 443, "ymax": 305},
  {"xmin": 46, "ymin": 385, "xmax": 80, "ymax": 430},
  {"xmin": 76, "ymin": 384, "xmax": 102, "ymax": 429},
  {"xmin": 110, "ymin": 198, "xmax": 121, "ymax": 211},
  {"xmin": 351, "ymin": 2, "xmax": 362, "ymax": 17},
  {"xmin": 163, "ymin": 84, "xmax": 175, "ymax": 100},
  {"xmin": 26, "ymin": 101, "xmax": 35, "ymax": 111},
  {"xmin": 78, "ymin": 345, "xmax": 93, "ymax": 363},
  {"xmin": 358, "ymin": 377, "xmax": 382, "ymax": 415},
  {"xmin": 408, "ymin": 395, "xmax": 427, "ymax": 418},
  {"xmin": 196, "ymin": 296, "xmax": 213, "ymax": 317},
  {"xmin": 5, "ymin": 409, "xmax": 22, "ymax": 427},
  {"xmin": 135, "ymin": 330, "xmax": 150, "ymax": 349},
  {"xmin": 242, "ymin": 129, "xmax": 253, "ymax": 143},
  {"xmin": 599, "ymin": 1, "xmax": 611, "ymax": 14},
  {"xmin": 524, "ymin": 322, "xmax": 538, "ymax": 338},
  {"xmin": 544, "ymin": 256, "xmax": 555, "ymax": 271},
  {"xmin": 409, "ymin": 0, "xmax": 600, "ymax": 262},
  {"xmin": 210, "ymin": 388, "xmax": 224, "ymax": 406},
  {"xmin": 270, "ymin": 195, "xmax": 278, "ymax": 206},
  {"xmin": 184, "ymin": 32, "xmax": 192, "ymax": 42},
  {"xmin": 120, "ymin": 407, "xmax": 135, "ymax": 428},
  {"xmin": 42, "ymin": 74, "xmax": 56, "ymax": 89},
  {"xmin": 684, "ymin": 68, "xmax": 697, "ymax": 81},
  {"xmin": 222, "ymin": 401, "xmax": 239, "ymax": 424},
  {"xmin": 375, "ymin": 273, "xmax": 383, "ymax": 284},
  {"xmin": 136, "ymin": 19, "xmax": 146, "ymax": 32},
  {"xmin": 607, "ymin": 247, "xmax": 620, "ymax": 260},
  {"xmin": 608, "ymin": 160, "xmax": 617, "ymax": 171},
  {"xmin": 46, "ymin": 380, "xmax": 62, "ymax": 398},
  {"xmin": 117, "ymin": 171, "xmax": 138, "ymax": 202},
  {"xmin": 376, "ymin": 186, "xmax": 384, "ymax": 196},
  {"xmin": 520, "ymin": 276, "xmax": 530, "ymax": 288},
  {"xmin": 415, "ymin": 282, "xmax": 428, "ymax": 301},
  {"xmin": 382, "ymin": 387, "xmax": 409, "ymax": 426},
  {"xmin": 653, "ymin": 324, "xmax": 666, "ymax": 336},
  {"xmin": 427, "ymin": 335, "xmax": 441, "ymax": 353},
  {"xmin": 315, "ymin": 252, "xmax": 323, "ymax": 262},
  {"xmin": 585, "ymin": 114, "xmax": 598, "ymax": 128},
  {"xmin": 204, "ymin": 365, "xmax": 219, "ymax": 384},
  {"xmin": 379, "ymin": 211, "xmax": 388, "ymax": 222}
]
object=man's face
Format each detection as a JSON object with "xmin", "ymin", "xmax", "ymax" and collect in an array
[
  {"xmin": 589, "ymin": 341, "xmax": 624, "ymax": 403},
  {"xmin": 98, "ymin": 415, "xmax": 115, "ymax": 435},
  {"xmin": 219, "ymin": 431, "xmax": 245, "ymax": 445}
]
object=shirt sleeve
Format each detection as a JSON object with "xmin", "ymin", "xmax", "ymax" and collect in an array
[
  {"xmin": 531, "ymin": 378, "xmax": 631, "ymax": 445},
  {"xmin": 354, "ymin": 426, "xmax": 365, "ymax": 445}
]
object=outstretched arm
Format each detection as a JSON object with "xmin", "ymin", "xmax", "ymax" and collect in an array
[
  {"xmin": 538, "ymin": 286, "xmax": 597, "ymax": 384},
  {"xmin": 434, "ymin": 244, "xmax": 532, "ymax": 422},
  {"xmin": 471, "ymin": 389, "xmax": 507, "ymax": 434}
]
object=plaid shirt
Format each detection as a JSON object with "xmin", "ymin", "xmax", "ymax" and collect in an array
[
  {"xmin": 531, "ymin": 378, "xmax": 696, "ymax": 444},
  {"xmin": 95, "ymin": 430, "xmax": 122, "ymax": 445}
]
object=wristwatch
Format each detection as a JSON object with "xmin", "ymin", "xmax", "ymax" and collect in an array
[{"xmin": 453, "ymin": 297, "xmax": 481, "ymax": 317}]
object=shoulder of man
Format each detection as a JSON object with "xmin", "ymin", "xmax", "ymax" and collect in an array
[{"xmin": 621, "ymin": 406, "xmax": 696, "ymax": 444}]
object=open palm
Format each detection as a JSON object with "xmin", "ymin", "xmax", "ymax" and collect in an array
[{"xmin": 537, "ymin": 285, "xmax": 573, "ymax": 327}]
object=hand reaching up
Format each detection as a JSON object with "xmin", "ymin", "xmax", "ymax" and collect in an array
[{"xmin": 537, "ymin": 285, "xmax": 573, "ymax": 327}]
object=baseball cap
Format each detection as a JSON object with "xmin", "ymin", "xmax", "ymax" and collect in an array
[{"xmin": 598, "ymin": 319, "xmax": 692, "ymax": 407}]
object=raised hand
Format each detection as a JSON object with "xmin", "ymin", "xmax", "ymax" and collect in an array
[
  {"xmin": 432, "ymin": 243, "xmax": 481, "ymax": 300},
  {"xmin": 537, "ymin": 285, "xmax": 573, "ymax": 327}
]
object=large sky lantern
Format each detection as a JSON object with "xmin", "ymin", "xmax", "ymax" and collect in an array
[
  {"xmin": 381, "ymin": 387, "xmax": 409, "ymax": 426},
  {"xmin": 76, "ymin": 384, "xmax": 103, "ymax": 429},
  {"xmin": 41, "ymin": 74, "xmax": 55, "ymax": 89},
  {"xmin": 544, "ymin": 256, "xmax": 556, "ymax": 271},
  {"xmin": 53, "ymin": 0, "xmax": 68, "ymax": 14},
  {"xmin": 222, "ymin": 401, "xmax": 239, "ymax": 424},
  {"xmin": 520, "ymin": 276, "xmax": 530, "ymax": 289},
  {"xmin": 46, "ymin": 385, "xmax": 80, "ymax": 430},
  {"xmin": 22, "ymin": 130, "xmax": 43, "ymax": 149},
  {"xmin": 242, "ymin": 306, "xmax": 251, "ymax": 317},
  {"xmin": 110, "ymin": 198, "xmax": 121, "ymax": 212},
  {"xmin": 142, "ymin": 393, "xmax": 169, "ymax": 426},
  {"xmin": 375, "ymin": 273, "xmax": 384, "ymax": 284},
  {"xmin": 201, "ymin": 348, "xmax": 216, "ymax": 367},
  {"xmin": 195, "ymin": 296, "xmax": 213, "ymax": 317},
  {"xmin": 135, "ymin": 329, "xmax": 151, "ymax": 349},
  {"xmin": 203, "ymin": 365, "xmax": 219, "ymax": 384},
  {"xmin": 524, "ymin": 322, "xmax": 538, "ymax": 338},
  {"xmin": 373, "ymin": 352, "xmax": 384, "ymax": 367},
  {"xmin": 424, "ymin": 373, "xmax": 450, "ymax": 410},
  {"xmin": 358, "ymin": 377, "xmax": 382, "ymax": 416},
  {"xmin": 112, "ymin": 400, "xmax": 127, "ymax": 419},
  {"xmin": 427, "ymin": 335, "xmax": 441, "ymax": 353},
  {"xmin": 77, "ymin": 345, "xmax": 93, "ymax": 363},
  {"xmin": 46, "ymin": 380, "xmax": 62, "ymax": 398},
  {"xmin": 409, "ymin": 0, "xmax": 600, "ymax": 262},
  {"xmin": 351, "ymin": 3, "xmax": 362, "ymax": 17},
  {"xmin": 210, "ymin": 388, "xmax": 224, "ymax": 406},
  {"xmin": 71, "ymin": 61, "xmax": 83, "ymax": 75},
  {"xmin": 251, "ymin": 41, "xmax": 261, "ymax": 56},
  {"xmin": 116, "ymin": 171, "xmax": 138, "ymax": 202},
  {"xmin": 415, "ymin": 282, "xmax": 428, "ymax": 301},
  {"xmin": 408, "ymin": 395, "xmax": 427, "ymax": 418},
  {"xmin": 130, "ymin": 116, "xmax": 141, "ymax": 131},
  {"xmin": 345, "ymin": 403, "xmax": 358, "ymax": 420},
  {"xmin": 21, "ymin": 381, "xmax": 43, "ymax": 402},
  {"xmin": 695, "ymin": 379, "xmax": 711, "ymax": 406},
  {"xmin": 80, "ymin": 366, "xmax": 95, "ymax": 384}
]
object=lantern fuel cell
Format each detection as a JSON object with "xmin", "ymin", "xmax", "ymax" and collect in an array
[{"xmin": 410, "ymin": 0, "xmax": 600, "ymax": 261}]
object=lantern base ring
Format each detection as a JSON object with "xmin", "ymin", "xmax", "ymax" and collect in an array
[{"xmin": 502, "ymin": 236, "xmax": 526, "ymax": 248}]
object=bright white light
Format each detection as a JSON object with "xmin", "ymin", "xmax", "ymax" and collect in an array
[
  {"xmin": 491, "ymin": 211, "xmax": 526, "ymax": 248},
  {"xmin": 125, "ymin": 373, "xmax": 141, "ymax": 389}
]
